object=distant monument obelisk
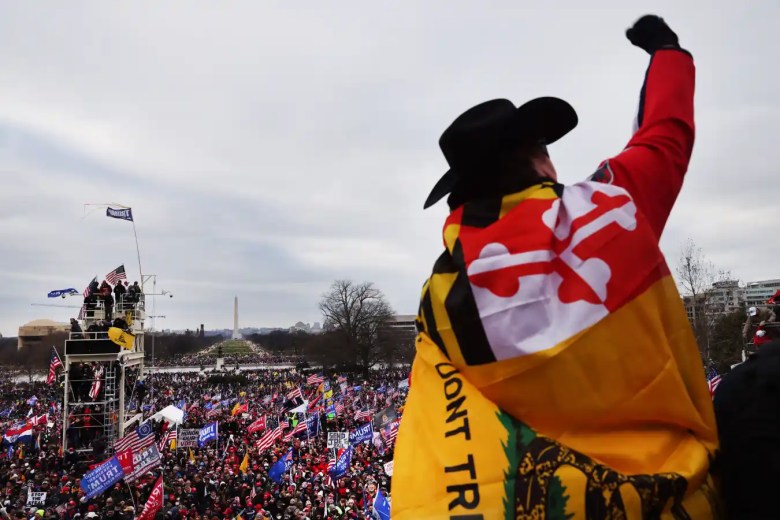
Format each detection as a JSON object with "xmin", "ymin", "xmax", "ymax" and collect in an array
[{"xmin": 232, "ymin": 296, "xmax": 241, "ymax": 340}]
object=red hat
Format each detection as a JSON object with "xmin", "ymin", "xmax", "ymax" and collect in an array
[{"xmin": 88, "ymin": 505, "xmax": 96, "ymax": 512}]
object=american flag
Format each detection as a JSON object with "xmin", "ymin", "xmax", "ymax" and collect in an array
[
  {"xmin": 287, "ymin": 387, "xmax": 303, "ymax": 401},
  {"xmin": 707, "ymin": 368, "xmax": 720, "ymax": 397},
  {"xmin": 206, "ymin": 406, "xmax": 222, "ymax": 418},
  {"xmin": 105, "ymin": 265, "xmax": 127, "ymax": 285},
  {"xmin": 325, "ymin": 458, "xmax": 336, "ymax": 487},
  {"xmin": 335, "ymin": 402, "xmax": 345, "ymax": 416},
  {"xmin": 46, "ymin": 348, "xmax": 62, "ymax": 385},
  {"xmin": 89, "ymin": 366, "xmax": 104, "ymax": 401},
  {"xmin": 283, "ymin": 422, "xmax": 307, "ymax": 442},
  {"xmin": 158, "ymin": 429, "xmax": 177, "ymax": 451},
  {"xmin": 256, "ymin": 426, "xmax": 283, "ymax": 452},
  {"xmin": 279, "ymin": 418, "xmax": 290, "ymax": 430},
  {"xmin": 307, "ymin": 374, "xmax": 325, "ymax": 385},
  {"xmin": 114, "ymin": 421, "xmax": 155, "ymax": 453},
  {"xmin": 82, "ymin": 277, "xmax": 97, "ymax": 298},
  {"xmin": 354, "ymin": 409, "xmax": 371, "ymax": 422},
  {"xmin": 383, "ymin": 420, "xmax": 400, "ymax": 446},
  {"xmin": 336, "ymin": 376, "xmax": 347, "ymax": 384}
]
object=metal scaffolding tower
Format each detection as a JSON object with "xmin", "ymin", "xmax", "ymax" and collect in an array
[{"xmin": 62, "ymin": 295, "xmax": 146, "ymax": 454}]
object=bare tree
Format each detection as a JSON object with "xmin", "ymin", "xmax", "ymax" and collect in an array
[
  {"xmin": 318, "ymin": 280, "xmax": 395, "ymax": 369},
  {"xmin": 675, "ymin": 238, "xmax": 733, "ymax": 359}
]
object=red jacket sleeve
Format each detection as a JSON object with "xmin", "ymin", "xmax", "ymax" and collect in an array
[{"xmin": 590, "ymin": 49, "xmax": 695, "ymax": 240}]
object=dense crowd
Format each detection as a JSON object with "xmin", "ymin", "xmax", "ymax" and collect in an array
[
  {"xmin": 152, "ymin": 354, "xmax": 301, "ymax": 368},
  {"xmin": 0, "ymin": 367, "xmax": 407, "ymax": 519}
]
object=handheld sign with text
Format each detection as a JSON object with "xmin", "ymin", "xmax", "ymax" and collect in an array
[{"xmin": 327, "ymin": 431, "xmax": 349, "ymax": 449}]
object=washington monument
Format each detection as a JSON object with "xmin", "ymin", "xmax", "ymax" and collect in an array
[{"xmin": 232, "ymin": 296, "xmax": 241, "ymax": 340}]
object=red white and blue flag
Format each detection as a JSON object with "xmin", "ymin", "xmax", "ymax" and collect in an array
[{"xmin": 47, "ymin": 348, "xmax": 62, "ymax": 385}]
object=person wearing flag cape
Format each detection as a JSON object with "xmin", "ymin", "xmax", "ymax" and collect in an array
[{"xmin": 393, "ymin": 15, "xmax": 720, "ymax": 519}]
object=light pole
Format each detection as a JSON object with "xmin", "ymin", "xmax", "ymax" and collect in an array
[{"xmin": 141, "ymin": 273, "xmax": 173, "ymax": 402}]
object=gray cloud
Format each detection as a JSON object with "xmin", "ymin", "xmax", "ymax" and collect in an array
[{"xmin": 1, "ymin": 1, "xmax": 778, "ymax": 335}]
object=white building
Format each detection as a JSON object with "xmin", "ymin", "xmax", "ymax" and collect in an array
[
  {"xmin": 707, "ymin": 280, "xmax": 745, "ymax": 315},
  {"xmin": 744, "ymin": 279, "xmax": 780, "ymax": 308}
]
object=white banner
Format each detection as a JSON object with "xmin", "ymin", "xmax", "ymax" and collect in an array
[
  {"xmin": 178, "ymin": 428, "xmax": 200, "ymax": 448},
  {"xmin": 327, "ymin": 431, "xmax": 349, "ymax": 449},
  {"xmin": 27, "ymin": 492, "xmax": 46, "ymax": 506},
  {"xmin": 384, "ymin": 461, "xmax": 394, "ymax": 477}
]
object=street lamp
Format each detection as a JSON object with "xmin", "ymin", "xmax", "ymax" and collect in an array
[{"xmin": 140, "ymin": 274, "xmax": 173, "ymax": 402}]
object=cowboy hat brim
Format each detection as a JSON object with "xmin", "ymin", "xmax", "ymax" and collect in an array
[{"xmin": 424, "ymin": 96, "xmax": 578, "ymax": 209}]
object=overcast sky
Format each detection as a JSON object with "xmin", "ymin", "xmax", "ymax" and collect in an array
[{"xmin": 1, "ymin": 1, "xmax": 778, "ymax": 337}]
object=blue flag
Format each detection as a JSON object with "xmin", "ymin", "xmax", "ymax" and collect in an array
[
  {"xmin": 268, "ymin": 449, "xmax": 293, "ymax": 483},
  {"xmin": 106, "ymin": 207, "xmax": 133, "ymax": 221},
  {"xmin": 81, "ymin": 456, "xmax": 124, "ymax": 500},
  {"xmin": 349, "ymin": 422, "xmax": 373, "ymax": 446},
  {"xmin": 47, "ymin": 288, "xmax": 79, "ymax": 298},
  {"xmin": 199, "ymin": 422, "xmax": 218, "ymax": 447},
  {"xmin": 305, "ymin": 413, "xmax": 320, "ymax": 438},
  {"xmin": 329, "ymin": 445, "xmax": 353, "ymax": 479},
  {"xmin": 373, "ymin": 488, "xmax": 391, "ymax": 520}
]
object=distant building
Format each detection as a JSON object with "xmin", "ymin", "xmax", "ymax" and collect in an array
[
  {"xmin": 386, "ymin": 314, "xmax": 417, "ymax": 336},
  {"xmin": 707, "ymin": 280, "xmax": 745, "ymax": 315},
  {"xmin": 744, "ymin": 279, "xmax": 780, "ymax": 308},
  {"xmin": 682, "ymin": 280, "xmax": 745, "ymax": 325},
  {"xmin": 17, "ymin": 319, "xmax": 69, "ymax": 350},
  {"xmin": 288, "ymin": 321, "xmax": 324, "ymax": 334}
]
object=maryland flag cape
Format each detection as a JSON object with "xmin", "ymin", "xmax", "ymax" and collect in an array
[{"xmin": 392, "ymin": 50, "xmax": 720, "ymax": 519}]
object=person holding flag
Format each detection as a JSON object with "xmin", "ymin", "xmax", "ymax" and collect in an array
[
  {"xmin": 46, "ymin": 348, "xmax": 62, "ymax": 385},
  {"xmin": 394, "ymin": 14, "xmax": 719, "ymax": 519}
]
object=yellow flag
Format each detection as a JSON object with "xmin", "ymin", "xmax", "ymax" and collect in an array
[
  {"xmin": 18, "ymin": 446, "xmax": 23, "ymax": 460},
  {"xmin": 108, "ymin": 327, "xmax": 135, "ymax": 349},
  {"xmin": 188, "ymin": 448, "xmax": 195, "ymax": 464},
  {"xmin": 170, "ymin": 438, "xmax": 176, "ymax": 451},
  {"xmin": 239, "ymin": 452, "xmax": 249, "ymax": 474}
]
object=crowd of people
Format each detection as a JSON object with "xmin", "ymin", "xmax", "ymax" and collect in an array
[
  {"xmin": 153, "ymin": 354, "xmax": 303, "ymax": 368},
  {"xmin": 0, "ymin": 367, "xmax": 407, "ymax": 520}
]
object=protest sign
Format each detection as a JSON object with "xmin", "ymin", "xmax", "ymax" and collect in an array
[
  {"xmin": 327, "ymin": 431, "xmax": 348, "ymax": 449},
  {"xmin": 177, "ymin": 428, "xmax": 200, "ymax": 448},
  {"xmin": 26, "ymin": 492, "xmax": 46, "ymax": 506}
]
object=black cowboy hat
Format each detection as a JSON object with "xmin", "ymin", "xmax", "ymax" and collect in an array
[{"xmin": 424, "ymin": 97, "xmax": 578, "ymax": 209}]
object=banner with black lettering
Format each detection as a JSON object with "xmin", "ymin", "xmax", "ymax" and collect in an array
[{"xmin": 177, "ymin": 429, "xmax": 200, "ymax": 448}]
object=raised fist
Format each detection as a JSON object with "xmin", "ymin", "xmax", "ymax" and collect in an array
[{"xmin": 626, "ymin": 15, "xmax": 680, "ymax": 54}]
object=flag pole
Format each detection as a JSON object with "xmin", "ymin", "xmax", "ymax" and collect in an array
[{"xmin": 131, "ymin": 219, "xmax": 144, "ymax": 288}]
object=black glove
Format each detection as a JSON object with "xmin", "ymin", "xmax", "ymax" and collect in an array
[{"xmin": 626, "ymin": 15, "xmax": 680, "ymax": 54}]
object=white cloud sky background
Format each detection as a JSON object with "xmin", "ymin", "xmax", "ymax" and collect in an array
[{"xmin": 1, "ymin": 1, "xmax": 778, "ymax": 336}]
